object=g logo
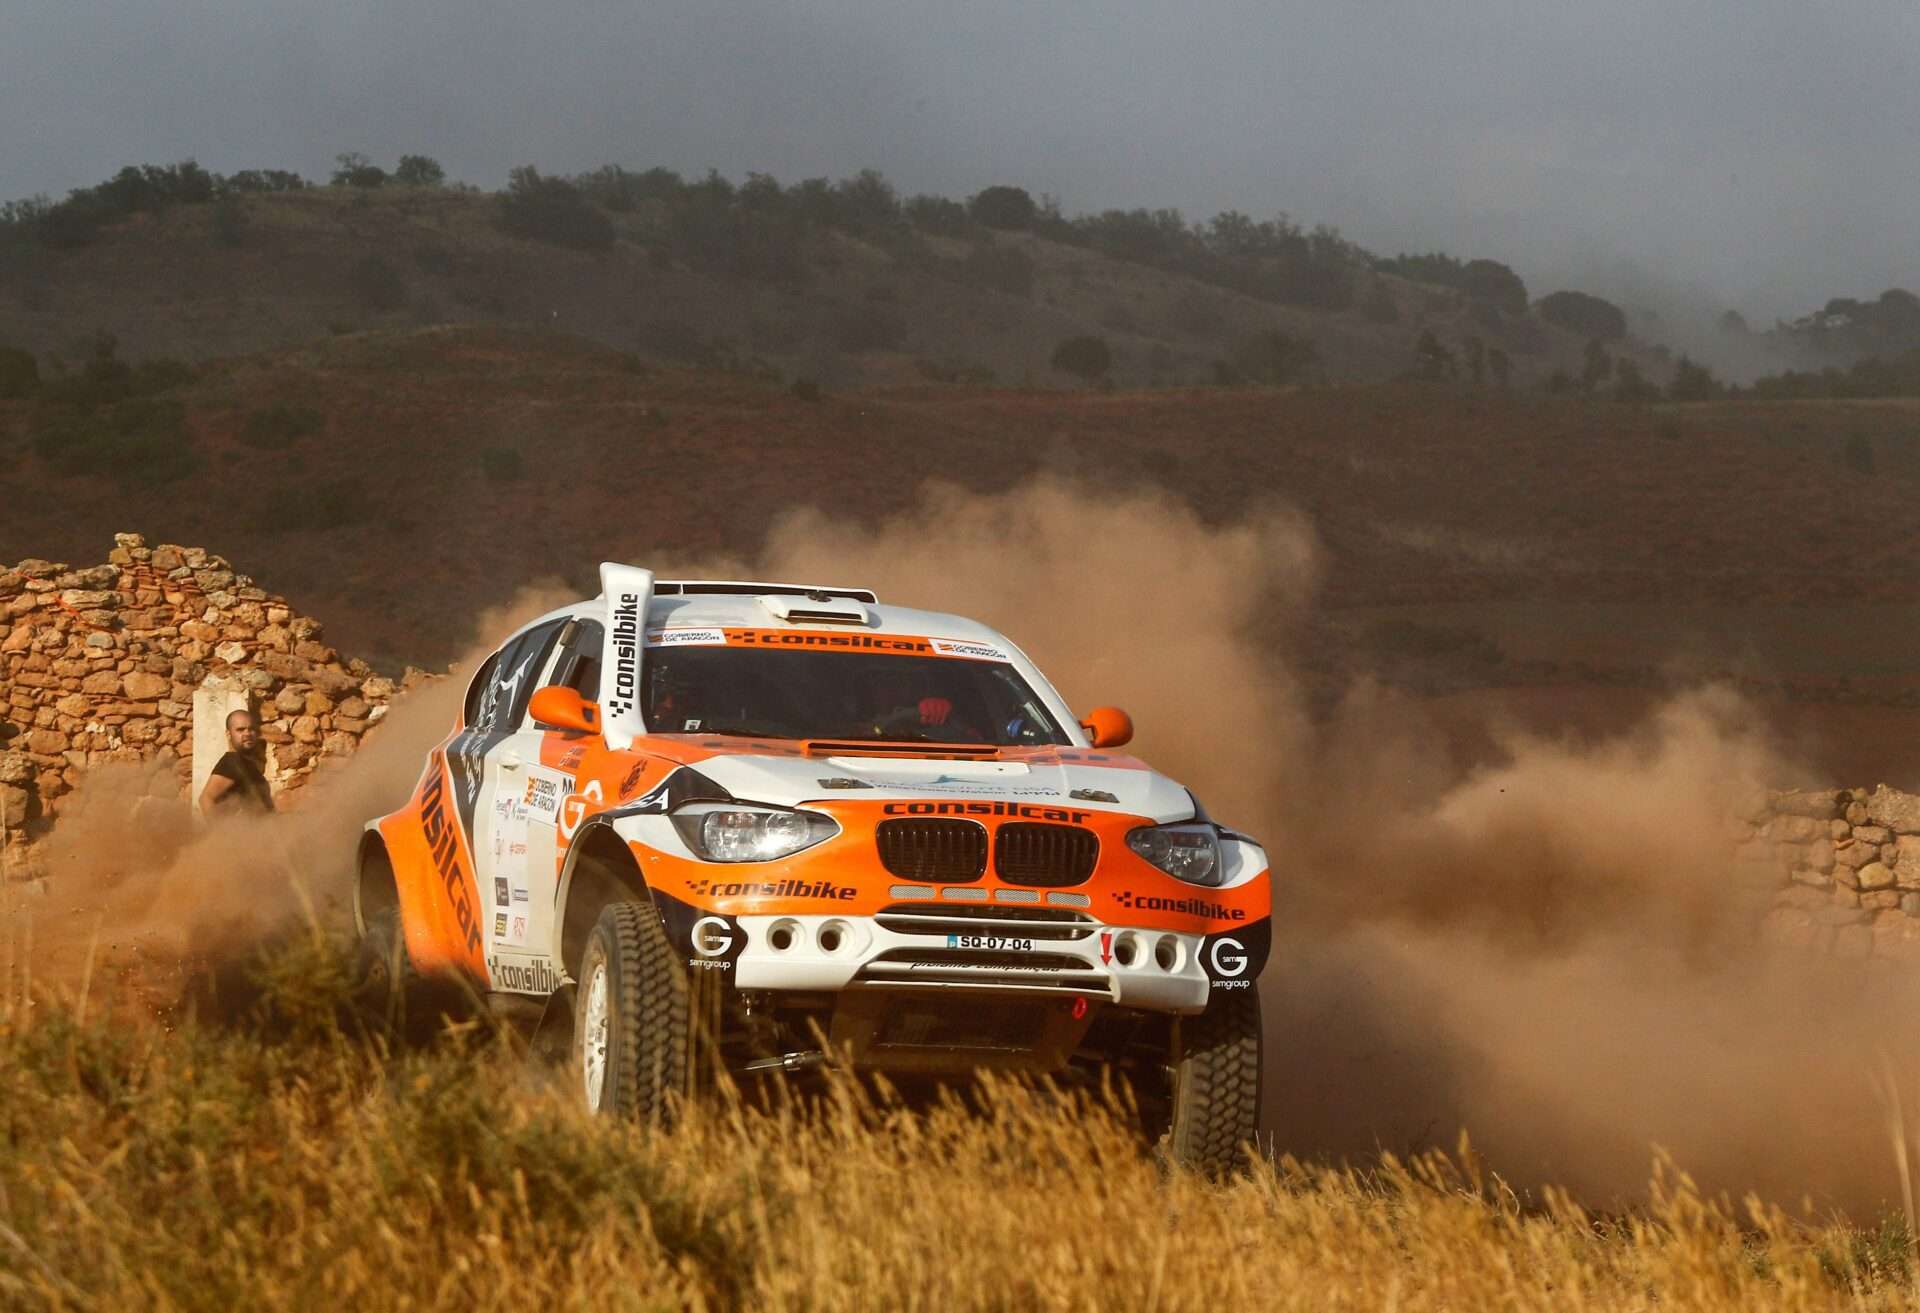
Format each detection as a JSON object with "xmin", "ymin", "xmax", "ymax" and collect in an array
[
  {"xmin": 559, "ymin": 779, "xmax": 604, "ymax": 840},
  {"xmin": 691, "ymin": 915, "xmax": 736, "ymax": 958},
  {"xmin": 1209, "ymin": 936, "xmax": 1249, "ymax": 978}
]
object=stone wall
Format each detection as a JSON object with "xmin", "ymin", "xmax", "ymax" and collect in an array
[
  {"xmin": 0, "ymin": 533, "xmax": 412, "ymax": 877},
  {"xmin": 1747, "ymin": 786, "xmax": 1920, "ymax": 960}
]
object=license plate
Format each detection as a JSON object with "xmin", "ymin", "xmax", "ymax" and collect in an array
[{"xmin": 946, "ymin": 933, "xmax": 1035, "ymax": 952}]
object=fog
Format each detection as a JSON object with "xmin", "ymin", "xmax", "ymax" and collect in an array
[{"xmin": 3, "ymin": 0, "xmax": 1917, "ymax": 323}]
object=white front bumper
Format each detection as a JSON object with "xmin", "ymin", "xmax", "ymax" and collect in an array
[{"xmin": 718, "ymin": 909, "xmax": 1213, "ymax": 1014}]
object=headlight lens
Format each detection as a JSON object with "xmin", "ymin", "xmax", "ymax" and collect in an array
[
  {"xmin": 1126, "ymin": 822, "xmax": 1224, "ymax": 887},
  {"xmin": 671, "ymin": 803, "xmax": 838, "ymax": 863}
]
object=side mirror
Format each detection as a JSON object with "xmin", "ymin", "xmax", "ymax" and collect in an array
[
  {"xmin": 530, "ymin": 685, "xmax": 603, "ymax": 737},
  {"xmin": 1079, "ymin": 706, "xmax": 1133, "ymax": 749}
]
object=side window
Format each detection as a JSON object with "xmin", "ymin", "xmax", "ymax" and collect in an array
[
  {"xmin": 499, "ymin": 621, "xmax": 566, "ymax": 731},
  {"xmin": 546, "ymin": 618, "xmax": 604, "ymax": 702},
  {"xmin": 463, "ymin": 650, "xmax": 502, "ymax": 728}
]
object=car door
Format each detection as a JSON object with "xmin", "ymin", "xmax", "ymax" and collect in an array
[{"xmin": 442, "ymin": 619, "xmax": 566, "ymax": 968}]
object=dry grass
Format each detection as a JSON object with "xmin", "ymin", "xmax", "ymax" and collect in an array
[{"xmin": 0, "ymin": 936, "xmax": 1914, "ymax": 1312}]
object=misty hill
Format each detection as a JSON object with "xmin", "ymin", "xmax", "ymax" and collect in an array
[{"xmin": 0, "ymin": 162, "xmax": 1673, "ymax": 392}]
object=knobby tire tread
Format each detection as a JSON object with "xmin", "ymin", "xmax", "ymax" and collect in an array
[
  {"xmin": 1169, "ymin": 990, "xmax": 1262, "ymax": 1175},
  {"xmin": 595, "ymin": 900, "xmax": 691, "ymax": 1123}
]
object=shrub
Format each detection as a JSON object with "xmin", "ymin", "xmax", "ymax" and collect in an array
[
  {"xmin": 0, "ymin": 346, "xmax": 38, "ymax": 399},
  {"xmin": 480, "ymin": 445, "xmax": 525, "ymax": 482},
  {"xmin": 499, "ymin": 166, "xmax": 615, "ymax": 250},
  {"xmin": 1581, "ymin": 339, "xmax": 1614, "ymax": 391},
  {"xmin": 1050, "ymin": 335, "xmax": 1112, "ymax": 381},
  {"xmin": 1538, "ymin": 290, "xmax": 1627, "ymax": 341},
  {"xmin": 211, "ymin": 193, "xmax": 247, "ymax": 247},
  {"xmin": 32, "ymin": 396, "xmax": 198, "ymax": 485},
  {"xmin": 962, "ymin": 242, "xmax": 1034, "ymax": 297},
  {"xmin": 221, "ymin": 169, "xmax": 307, "ymax": 193},
  {"xmin": 259, "ymin": 477, "xmax": 366, "ymax": 530},
  {"xmin": 393, "ymin": 155, "xmax": 446, "ymax": 187},
  {"xmin": 970, "ymin": 185, "xmax": 1038, "ymax": 230},
  {"xmin": 905, "ymin": 195, "xmax": 973, "ymax": 236},
  {"xmin": 1228, "ymin": 329, "xmax": 1318, "ymax": 384},
  {"xmin": 347, "ymin": 254, "xmax": 405, "ymax": 311},
  {"xmin": 1460, "ymin": 259, "xmax": 1528, "ymax": 315},
  {"xmin": 1613, "ymin": 358, "xmax": 1660, "ymax": 403},
  {"xmin": 829, "ymin": 303, "xmax": 908, "ymax": 353},
  {"xmin": 1667, "ymin": 355, "xmax": 1723, "ymax": 402},
  {"xmin": 238, "ymin": 403, "xmax": 321, "ymax": 450}
]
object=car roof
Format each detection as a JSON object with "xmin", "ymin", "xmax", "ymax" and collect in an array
[{"xmin": 515, "ymin": 584, "xmax": 1016, "ymax": 650}]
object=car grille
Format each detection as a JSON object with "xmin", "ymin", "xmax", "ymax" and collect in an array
[
  {"xmin": 876, "ymin": 819, "xmax": 987, "ymax": 882},
  {"xmin": 874, "ymin": 903, "xmax": 1095, "ymax": 941},
  {"xmin": 993, "ymin": 822, "xmax": 1099, "ymax": 887},
  {"xmin": 856, "ymin": 947, "xmax": 1109, "ymax": 994}
]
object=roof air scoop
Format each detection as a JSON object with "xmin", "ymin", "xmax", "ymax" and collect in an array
[{"xmin": 759, "ymin": 593, "xmax": 874, "ymax": 626}]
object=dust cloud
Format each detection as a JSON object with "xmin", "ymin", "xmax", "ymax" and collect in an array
[
  {"xmin": 18, "ymin": 480, "xmax": 1920, "ymax": 1211},
  {"xmin": 718, "ymin": 478, "xmax": 1920, "ymax": 1212}
]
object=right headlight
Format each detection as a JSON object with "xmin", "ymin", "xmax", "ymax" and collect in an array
[
  {"xmin": 1125, "ymin": 822, "xmax": 1224, "ymax": 887},
  {"xmin": 670, "ymin": 803, "xmax": 838, "ymax": 863}
]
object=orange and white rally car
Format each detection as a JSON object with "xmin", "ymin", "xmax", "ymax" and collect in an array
[{"xmin": 357, "ymin": 565, "xmax": 1270, "ymax": 1168}]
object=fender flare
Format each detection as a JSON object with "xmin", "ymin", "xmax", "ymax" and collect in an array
[{"xmin": 553, "ymin": 814, "xmax": 664, "ymax": 979}]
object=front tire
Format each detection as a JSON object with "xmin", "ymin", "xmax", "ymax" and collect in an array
[
  {"xmin": 354, "ymin": 908, "xmax": 417, "ymax": 1032},
  {"xmin": 1167, "ymin": 990, "xmax": 1263, "ymax": 1174},
  {"xmin": 572, "ymin": 901, "xmax": 692, "ymax": 1120}
]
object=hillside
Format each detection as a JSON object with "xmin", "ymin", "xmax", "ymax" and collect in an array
[
  {"xmin": 6, "ymin": 323, "xmax": 1920, "ymax": 783},
  {"xmin": 0, "ymin": 181, "xmax": 1657, "ymax": 391}
]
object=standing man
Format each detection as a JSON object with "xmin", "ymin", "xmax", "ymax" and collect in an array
[{"xmin": 198, "ymin": 708, "xmax": 275, "ymax": 817}]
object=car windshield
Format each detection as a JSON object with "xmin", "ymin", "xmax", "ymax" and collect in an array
[{"xmin": 642, "ymin": 647, "xmax": 1070, "ymax": 745}]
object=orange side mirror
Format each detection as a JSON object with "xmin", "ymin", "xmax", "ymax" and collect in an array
[
  {"xmin": 1079, "ymin": 706, "xmax": 1133, "ymax": 749},
  {"xmin": 529, "ymin": 685, "xmax": 603, "ymax": 736}
]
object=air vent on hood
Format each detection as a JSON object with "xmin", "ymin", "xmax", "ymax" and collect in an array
[
  {"xmin": 653, "ymin": 579, "xmax": 879, "ymax": 603},
  {"xmin": 758, "ymin": 594, "xmax": 874, "ymax": 626}
]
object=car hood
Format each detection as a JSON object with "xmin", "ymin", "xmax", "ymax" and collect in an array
[{"xmin": 680, "ymin": 748, "xmax": 1198, "ymax": 824}]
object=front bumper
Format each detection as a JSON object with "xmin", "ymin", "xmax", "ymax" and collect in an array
[{"xmin": 702, "ymin": 905, "xmax": 1216, "ymax": 1013}]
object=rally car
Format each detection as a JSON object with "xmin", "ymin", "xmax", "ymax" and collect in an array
[{"xmin": 356, "ymin": 564, "xmax": 1271, "ymax": 1169}]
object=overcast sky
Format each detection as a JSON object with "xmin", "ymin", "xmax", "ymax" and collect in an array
[{"xmin": 4, "ymin": 0, "xmax": 1916, "ymax": 322}]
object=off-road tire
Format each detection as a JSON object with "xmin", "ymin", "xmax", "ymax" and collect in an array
[
  {"xmin": 573, "ymin": 900, "xmax": 691, "ymax": 1121},
  {"xmin": 1167, "ymin": 990, "xmax": 1262, "ymax": 1175},
  {"xmin": 354, "ymin": 908, "xmax": 418, "ymax": 1032}
]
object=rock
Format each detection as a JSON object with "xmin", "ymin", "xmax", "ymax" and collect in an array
[
  {"xmin": 1869, "ymin": 786, "xmax": 1920, "ymax": 834},
  {"xmin": 322, "ymin": 731, "xmax": 356, "ymax": 756},
  {"xmin": 304, "ymin": 691, "xmax": 334, "ymax": 717},
  {"xmin": 213, "ymin": 640, "xmax": 249, "ymax": 665},
  {"xmin": 272, "ymin": 742, "xmax": 316, "ymax": 771},
  {"xmin": 361, "ymin": 676, "xmax": 396, "ymax": 701},
  {"xmin": 25, "ymin": 728, "xmax": 68, "ymax": 755},
  {"xmin": 0, "ymin": 753, "xmax": 33, "ymax": 784},
  {"xmin": 291, "ymin": 716, "xmax": 321, "ymax": 744},
  {"xmin": 0, "ymin": 783, "xmax": 29, "ymax": 827},
  {"xmin": 1847, "ymin": 801, "xmax": 1871, "ymax": 826},
  {"xmin": 1858, "ymin": 861, "xmax": 1897, "ymax": 891},
  {"xmin": 1, "ymin": 626, "xmax": 30, "ymax": 653},
  {"xmin": 121, "ymin": 671, "xmax": 168, "ymax": 700},
  {"xmin": 337, "ymin": 695, "xmax": 369, "ymax": 720},
  {"xmin": 1770, "ymin": 816, "xmax": 1824, "ymax": 843},
  {"xmin": 1830, "ymin": 819, "xmax": 1852, "ymax": 839},
  {"xmin": 1835, "ymin": 840, "xmax": 1877, "ymax": 869},
  {"xmin": 1894, "ymin": 836, "xmax": 1920, "ymax": 870},
  {"xmin": 1853, "ymin": 825, "xmax": 1892, "ymax": 845},
  {"xmin": 1864, "ymin": 890, "xmax": 1903, "ymax": 910},
  {"xmin": 1772, "ymin": 789, "xmax": 1842, "ymax": 819},
  {"xmin": 1804, "ymin": 838, "xmax": 1835, "ymax": 873},
  {"xmin": 274, "ymin": 688, "xmax": 306, "ymax": 715},
  {"xmin": 156, "ymin": 700, "xmax": 188, "ymax": 720}
]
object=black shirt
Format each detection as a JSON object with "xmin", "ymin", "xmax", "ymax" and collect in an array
[{"xmin": 210, "ymin": 750, "xmax": 275, "ymax": 814}]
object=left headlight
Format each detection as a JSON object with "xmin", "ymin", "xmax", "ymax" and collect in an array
[
  {"xmin": 1126, "ymin": 822, "xmax": 1224, "ymax": 887},
  {"xmin": 671, "ymin": 803, "xmax": 839, "ymax": 863}
]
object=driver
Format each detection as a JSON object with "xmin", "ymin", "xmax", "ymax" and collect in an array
[{"xmin": 866, "ymin": 667, "xmax": 973, "ymax": 740}]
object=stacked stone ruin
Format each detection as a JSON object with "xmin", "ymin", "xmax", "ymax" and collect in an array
[
  {"xmin": 1746, "ymin": 786, "xmax": 1920, "ymax": 960},
  {"xmin": 1, "ymin": 533, "xmax": 410, "ymax": 878}
]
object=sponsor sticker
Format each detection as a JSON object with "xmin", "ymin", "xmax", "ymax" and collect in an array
[
  {"xmin": 511, "ymin": 886, "xmax": 530, "ymax": 904},
  {"xmin": 645, "ymin": 627, "xmax": 728, "ymax": 647},
  {"xmin": 685, "ymin": 875, "xmax": 855, "ymax": 901},
  {"xmin": 560, "ymin": 779, "xmax": 604, "ymax": 840},
  {"xmin": 929, "ymin": 637, "xmax": 1011, "ymax": 662},
  {"xmin": 494, "ymin": 877, "xmax": 510, "ymax": 905},
  {"xmin": 509, "ymin": 915, "xmax": 528, "ymax": 944},
  {"xmin": 522, "ymin": 774, "xmax": 568, "ymax": 821},
  {"xmin": 883, "ymin": 800, "xmax": 1090, "ymax": 824},
  {"xmin": 488, "ymin": 956, "xmax": 561, "ymax": 994},
  {"xmin": 1113, "ymin": 890, "xmax": 1247, "ymax": 921},
  {"xmin": 493, "ymin": 911, "xmax": 508, "ymax": 938}
]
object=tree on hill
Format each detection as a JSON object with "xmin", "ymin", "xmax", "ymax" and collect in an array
[
  {"xmin": 330, "ymin": 153, "xmax": 388, "ymax": 188},
  {"xmin": 1539, "ymin": 290, "xmax": 1627, "ymax": 341},
  {"xmin": 1667, "ymin": 355, "xmax": 1723, "ymax": 402},
  {"xmin": 393, "ymin": 155, "xmax": 446, "ymax": 188},
  {"xmin": 1415, "ymin": 330, "xmax": 1456, "ymax": 380},
  {"xmin": 1581, "ymin": 339, "xmax": 1614, "ymax": 391},
  {"xmin": 498, "ymin": 166, "xmax": 614, "ymax": 250},
  {"xmin": 1461, "ymin": 260, "xmax": 1528, "ymax": 315},
  {"xmin": 1050, "ymin": 335, "xmax": 1111, "ymax": 381},
  {"xmin": 970, "ymin": 185, "xmax": 1038, "ymax": 230}
]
